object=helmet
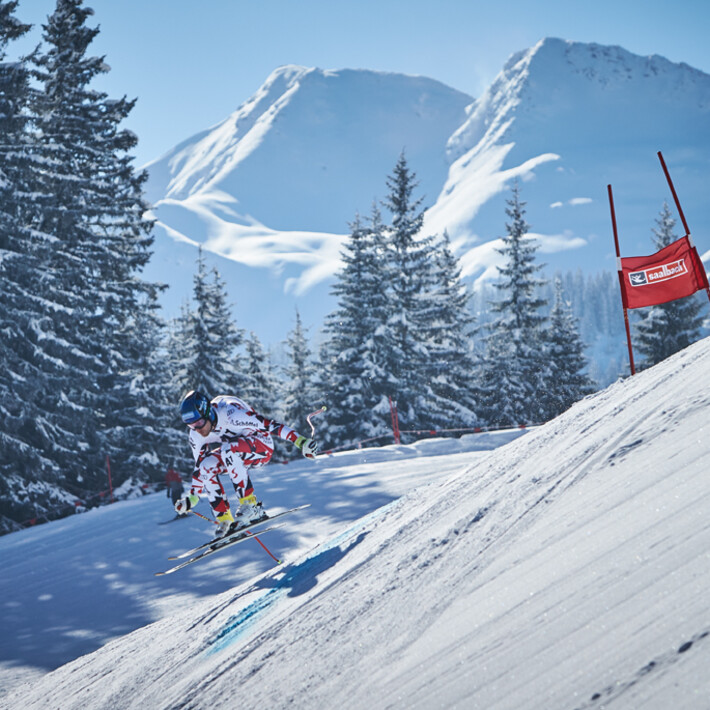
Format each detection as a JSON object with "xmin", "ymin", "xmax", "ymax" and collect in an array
[{"xmin": 180, "ymin": 390, "xmax": 215, "ymax": 428}]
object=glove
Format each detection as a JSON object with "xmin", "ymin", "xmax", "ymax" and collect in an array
[
  {"xmin": 175, "ymin": 493, "xmax": 199, "ymax": 515},
  {"xmin": 294, "ymin": 436, "xmax": 318, "ymax": 459}
]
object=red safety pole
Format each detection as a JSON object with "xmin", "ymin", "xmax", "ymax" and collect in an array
[
  {"xmin": 389, "ymin": 396, "xmax": 401, "ymax": 444},
  {"xmin": 607, "ymin": 184, "xmax": 636, "ymax": 375},
  {"xmin": 657, "ymin": 150, "xmax": 710, "ymax": 304},
  {"xmin": 106, "ymin": 455, "xmax": 114, "ymax": 503},
  {"xmin": 657, "ymin": 151, "xmax": 690, "ymax": 237}
]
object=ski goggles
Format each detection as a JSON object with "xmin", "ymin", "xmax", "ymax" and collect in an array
[
  {"xmin": 182, "ymin": 414, "xmax": 208, "ymax": 429},
  {"xmin": 186, "ymin": 418, "xmax": 207, "ymax": 429}
]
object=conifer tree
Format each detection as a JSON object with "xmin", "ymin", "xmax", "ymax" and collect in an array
[
  {"xmin": 166, "ymin": 303, "xmax": 195, "ymax": 408},
  {"xmin": 281, "ymin": 311, "xmax": 320, "ymax": 453},
  {"xmin": 322, "ymin": 207, "xmax": 392, "ymax": 448},
  {"xmin": 0, "ymin": 1, "xmax": 53, "ymax": 530},
  {"xmin": 380, "ymin": 151, "xmax": 438, "ymax": 430},
  {"xmin": 481, "ymin": 181, "xmax": 549, "ymax": 425},
  {"xmin": 241, "ymin": 332, "xmax": 280, "ymax": 415},
  {"xmin": 420, "ymin": 231, "xmax": 479, "ymax": 429},
  {"xmin": 0, "ymin": 0, "xmax": 30, "ymax": 378},
  {"xmin": 323, "ymin": 154, "xmax": 484, "ymax": 448},
  {"xmin": 634, "ymin": 202, "xmax": 706, "ymax": 368},
  {"xmin": 107, "ymin": 289, "xmax": 182, "ymax": 480},
  {"xmin": 0, "ymin": 0, "xmax": 167, "ymax": 525},
  {"xmin": 24, "ymin": 0, "xmax": 159, "ymax": 494},
  {"xmin": 478, "ymin": 329, "xmax": 527, "ymax": 427},
  {"xmin": 541, "ymin": 278, "xmax": 595, "ymax": 418},
  {"xmin": 171, "ymin": 248, "xmax": 246, "ymax": 401}
]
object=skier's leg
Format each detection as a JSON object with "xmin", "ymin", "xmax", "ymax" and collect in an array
[
  {"xmin": 219, "ymin": 437, "xmax": 273, "ymax": 529},
  {"xmin": 219, "ymin": 444, "xmax": 250, "ymax": 493},
  {"xmin": 196, "ymin": 452, "xmax": 234, "ymax": 535}
]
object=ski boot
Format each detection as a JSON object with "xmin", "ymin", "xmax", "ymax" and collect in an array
[
  {"xmin": 213, "ymin": 510, "xmax": 235, "ymax": 539},
  {"xmin": 227, "ymin": 494, "xmax": 268, "ymax": 534}
]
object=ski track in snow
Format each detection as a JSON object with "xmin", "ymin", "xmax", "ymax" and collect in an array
[{"xmin": 3, "ymin": 338, "xmax": 710, "ymax": 709}]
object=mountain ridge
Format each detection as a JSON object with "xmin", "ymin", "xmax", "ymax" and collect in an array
[
  {"xmin": 141, "ymin": 38, "xmax": 710, "ymax": 356},
  {"xmin": 145, "ymin": 65, "xmax": 473, "ymax": 230}
]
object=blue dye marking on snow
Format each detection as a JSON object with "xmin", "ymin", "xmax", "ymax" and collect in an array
[
  {"xmin": 205, "ymin": 501, "xmax": 397, "ymax": 656},
  {"xmin": 207, "ymin": 587, "xmax": 282, "ymax": 656}
]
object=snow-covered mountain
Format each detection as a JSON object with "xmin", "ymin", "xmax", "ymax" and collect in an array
[
  {"xmin": 142, "ymin": 66, "xmax": 472, "ymax": 342},
  {"xmin": 142, "ymin": 39, "xmax": 710, "ymax": 347},
  {"xmin": 3, "ymin": 335, "xmax": 710, "ymax": 709},
  {"xmin": 427, "ymin": 37, "xmax": 710, "ymax": 283}
]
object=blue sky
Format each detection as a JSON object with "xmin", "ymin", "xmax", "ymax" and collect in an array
[{"xmin": 11, "ymin": 0, "xmax": 710, "ymax": 168}]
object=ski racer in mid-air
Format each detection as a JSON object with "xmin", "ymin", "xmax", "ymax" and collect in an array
[{"xmin": 175, "ymin": 390, "xmax": 318, "ymax": 538}]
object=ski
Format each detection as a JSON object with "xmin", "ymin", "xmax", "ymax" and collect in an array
[
  {"xmin": 168, "ymin": 504, "xmax": 310, "ymax": 560},
  {"xmin": 155, "ymin": 525, "xmax": 283, "ymax": 576}
]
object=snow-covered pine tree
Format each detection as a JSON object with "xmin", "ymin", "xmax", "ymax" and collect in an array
[
  {"xmin": 322, "ymin": 207, "xmax": 392, "ymax": 449},
  {"xmin": 324, "ymin": 154, "xmax": 483, "ymax": 448},
  {"xmin": 0, "ymin": 1, "xmax": 56, "ymax": 532},
  {"xmin": 168, "ymin": 302, "xmax": 198, "ymax": 409},
  {"xmin": 380, "ymin": 151, "xmax": 438, "ymax": 431},
  {"xmin": 477, "ymin": 328, "xmax": 527, "ymax": 428},
  {"xmin": 419, "ymin": 231, "xmax": 479, "ymax": 430},
  {"xmin": 280, "ymin": 311, "xmax": 321, "ymax": 457},
  {"xmin": 633, "ymin": 202, "xmax": 706, "ymax": 369},
  {"xmin": 24, "ymin": 0, "xmax": 159, "ymax": 496},
  {"xmin": 475, "ymin": 268, "xmax": 627, "ymax": 390},
  {"xmin": 481, "ymin": 181, "xmax": 549, "ymax": 426},
  {"xmin": 241, "ymin": 332, "xmax": 280, "ymax": 415},
  {"xmin": 170, "ymin": 247, "xmax": 246, "ymax": 402},
  {"xmin": 541, "ymin": 278, "xmax": 595, "ymax": 419},
  {"xmin": 106, "ymin": 287, "xmax": 183, "ymax": 482}
]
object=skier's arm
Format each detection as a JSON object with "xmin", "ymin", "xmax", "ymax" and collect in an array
[
  {"xmin": 253, "ymin": 412, "xmax": 318, "ymax": 458},
  {"xmin": 252, "ymin": 412, "xmax": 299, "ymax": 443}
]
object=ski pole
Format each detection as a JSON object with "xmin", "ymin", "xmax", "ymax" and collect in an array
[
  {"xmin": 245, "ymin": 530, "xmax": 282, "ymax": 564},
  {"xmin": 307, "ymin": 405, "xmax": 327, "ymax": 438},
  {"xmin": 190, "ymin": 509, "xmax": 215, "ymax": 524}
]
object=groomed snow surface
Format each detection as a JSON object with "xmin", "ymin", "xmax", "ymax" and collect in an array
[{"xmin": 3, "ymin": 337, "xmax": 710, "ymax": 709}]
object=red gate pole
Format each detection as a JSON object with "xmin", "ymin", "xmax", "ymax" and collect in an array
[
  {"xmin": 389, "ymin": 396, "xmax": 401, "ymax": 444},
  {"xmin": 607, "ymin": 184, "xmax": 636, "ymax": 375},
  {"xmin": 657, "ymin": 151, "xmax": 690, "ymax": 237},
  {"xmin": 106, "ymin": 455, "xmax": 114, "ymax": 503},
  {"xmin": 657, "ymin": 151, "xmax": 710, "ymax": 304}
]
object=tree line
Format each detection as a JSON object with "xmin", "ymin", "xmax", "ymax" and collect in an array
[
  {"xmin": 166, "ymin": 158, "xmax": 707, "ymax": 456},
  {"xmin": 170, "ymin": 156, "xmax": 597, "ymax": 455}
]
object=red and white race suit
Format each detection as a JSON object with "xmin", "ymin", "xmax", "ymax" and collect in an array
[{"xmin": 188, "ymin": 395, "xmax": 301, "ymax": 512}]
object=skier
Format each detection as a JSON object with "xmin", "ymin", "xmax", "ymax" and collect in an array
[
  {"xmin": 165, "ymin": 468, "xmax": 185, "ymax": 508},
  {"xmin": 174, "ymin": 390, "xmax": 318, "ymax": 538}
]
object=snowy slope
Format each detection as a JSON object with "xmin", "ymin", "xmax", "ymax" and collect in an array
[
  {"xmin": 4, "ymin": 337, "xmax": 710, "ymax": 709},
  {"xmin": 0, "ymin": 429, "xmax": 524, "ymax": 697}
]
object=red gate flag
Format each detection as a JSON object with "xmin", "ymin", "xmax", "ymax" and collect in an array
[{"xmin": 619, "ymin": 235, "xmax": 709, "ymax": 310}]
